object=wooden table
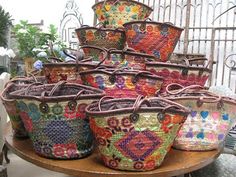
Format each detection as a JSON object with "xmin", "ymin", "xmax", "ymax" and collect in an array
[{"xmin": 4, "ymin": 123, "xmax": 222, "ymax": 177}]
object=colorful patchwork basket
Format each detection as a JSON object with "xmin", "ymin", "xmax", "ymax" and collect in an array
[
  {"xmin": 146, "ymin": 57, "xmax": 212, "ymax": 93},
  {"xmin": 162, "ymin": 84, "xmax": 236, "ymax": 151},
  {"xmin": 86, "ymin": 96, "xmax": 190, "ymax": 171},
  {"xmin": 10, "ymin": 82, "xmax": 105, "ymax": 159},
  {"xmin": 123, "ymin": 20, "xmax": 183, "ymax": 62},
  {"xmin": 80, "ymin": 68, "xmax": 163, "ymax": 98},
  {"xmin": 92, "ymin": 0, "xmax": 153, "ymax": 28},
  {"xmin": 43, "ymin": 53, "xmax": 109, "ymax": 84},
  {"xmin": 75, "ymin": 25, "xmax": 126, "ymax": 50},
  {"xmin": 104, "ymin": 48, "xmax": 155, "ymax": 70},
  {"xmin": 1, "ymin": 76, "xmax": 47, "ymax": 138}
]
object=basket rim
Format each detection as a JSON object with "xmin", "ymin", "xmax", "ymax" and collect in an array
[
  {"xmin": 43, "ymin": 62, "xmax": 112, "ymax": 68},
  {"xmin": 0, "ymin": 83, "xmax": 22, "ymax": 102},
  {"xmin": 75, "ymin": 26, "xmax": 125, "ymax": 33},
  {"xmin": 86, "ymin": 97, "xmax": 190, "ymax": 117},
  {"xmin": 79, "ymin": 68, "xmax": 164, "ymax": 81},
  {"xmin": 92, "ymin": 0, "xmax": 153, "ymax": 12},
  {"xmin": 123, "ymin": 21, "xmax": 184, "ymax": 31},
  {"xmin": 163, "ymin": 93, "xmax": 236, "ymax": 105},
  {"xmin": 9, "ymin": 83, "xmax": 106, "ymax": 102},
  {"xmin": 146, "ymin": 61, "xmax": 212, "ymax": 73},
  {"xmin": 108, "ymin": 49, "xmax": 156, "ymax": 59}
]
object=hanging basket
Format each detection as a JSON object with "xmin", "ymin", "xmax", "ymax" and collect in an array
[
  {"xmin": 80, "ymin": 68, "xmax": 163, "ymax": 98},
  {"xmin": 123, "ymin": 20, "xmax": 183, "ymax": 62},
  {"xmin": 92, "ymin": 0, "xmax": 153, "ymax": 28},
  {"xmin": 161, "ymin": 84, "xmax": 236, "ymax": 151},
  {"xmin": 75, "ymin": 25, "xmax": 126, "ymax": 50},
  {"xmin": 1, "ymin": 76, "xmax": 46, "ymax": 138},
  {"xmin": 10, "ymin": 81, "xmax": 105, "ymax": 159},
  {"xmin": 146, "ymin": 57, "xmax": 212, "ymax": 93},
  {"xmin": 86, "ymin": 96, "xmax": 190, "ymax": 171}
]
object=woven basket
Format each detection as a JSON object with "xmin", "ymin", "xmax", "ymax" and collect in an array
[
  {"xmin": 43, "ymin": 53, "xmax": 109, "ymax": 84},
  {"xmin": 123, "ymin": 20, "xmax": 183, "ymax": 62},
  {"xmin": 92, "ymin": 0, "xmax": 153, "ymax": 28},
  {"xmin": 162, "ymin": 84, "xmax": 236, "ymax": 151},
  {"xmin": 146, "ymin": 57, "xmax": 212, "ymax": 93},
  {"xmin": 80, "ymin": 68, "xmax": 163, "ymax": 98},
  {"xmin": 10, "ymin": 82, "xmax": 105, "ymax": 159},
  {"xmin": 75, "ymin": 25, "xmax": 126, "ymax": 50},
  {"xmin": 1, "ymin": 76, "xmax": 46, "ymax": 138},
  {"xmin": 86, "ymin": 96, "xmax": 190, "ymax": 171},
  {"xmin": 104, "ymin": 48, "xmax": 155, "ymax": 70}
]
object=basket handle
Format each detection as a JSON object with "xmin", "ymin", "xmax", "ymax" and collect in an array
[
  {"xmin": 98, "ymin": 96, "xmax": 115, "ymax": 111},
  {"xmin": 48, "ymin": 81, "xmax": 67, "ymax": 96},
  {"xmin": 166, "ymin": 83, "xmax": 205, "ymax": 95},
  {"xmin": 73, "ymin": 89, "xmax": 86, "ymax": 100},
  {"xmin": 197, "ymin": 94, "xmax": 223, "ymax": 109}
]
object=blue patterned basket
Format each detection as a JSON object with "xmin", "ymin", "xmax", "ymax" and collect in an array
[{"xmin": 10, "ymin": 81, "xmax": 105, "ymax": 159}]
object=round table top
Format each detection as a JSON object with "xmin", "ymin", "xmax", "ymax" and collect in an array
[{"xmin": 4, "ymin": 123, "xmax": 221, "ymax": 177}]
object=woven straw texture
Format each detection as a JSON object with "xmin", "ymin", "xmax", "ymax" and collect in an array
[
  {"xmin": 124, "ymin": 21, "xmax": 183, "ymax": 62},
  {"xmin": 76, "ymin": 26, "xmax": 126, "ymax": 50},
  {"xmin": 80, "ymin": 69, "xmax": 163, "ymax": 98},
  {"xmin": 11, "ymin": 83, "xmax": 105, "ymax": 159},
  {"xmin": 92, "ymin": 0, "xmax": 153, "ymax": 28},
  {"xmin": 146, "ymin": 59, "xmax": 211, "ymax": 93}
]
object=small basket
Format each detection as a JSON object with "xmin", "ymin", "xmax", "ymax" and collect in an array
[
  {"xmin": 146, "ymin": 57, "xmax": 212, "ymax": 93},
  {"xmin": 43, "ymin": 50, "xmax": 109, "ymax": 84},
  {"xmin": 92, "ymin": 0, "xmax": 153, "ymax": 28},
  {"xmin": 10, "ymin": 81, "xmax": 105, "ymax": 159},
  {"xmin": 86, "ymin": 96, "xmax": 190, "ymax": 171},
  {"xmin": 75, "ymin": 25, "xmax": 126, "ymax": 50},
  {"xmin": 162, "ymin": 84, "xmax": 236, "ymax": 151},
  {"xmin": 80, "ymin": 68, "xmax": 163, "ymax": 98},
  {"xmin": 123, "ymin": 20, "xmax": 183, "ymax": 62},
  {"xmin": 0, "ymin": 76, "xmax": 47, "ymax": 138},
  {"xmin": 104, "ymin": 48, "xmax": 155, "ymax": 70}
]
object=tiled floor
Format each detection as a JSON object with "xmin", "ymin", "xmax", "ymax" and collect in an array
[{"xmin": 5, "ymin": 152, "xmax": 73, "ymax": 177}]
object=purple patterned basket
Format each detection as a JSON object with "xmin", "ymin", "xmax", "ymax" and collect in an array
[
  {"xmin": 86, "ymin": 96, "xmax": 190, "ymax": 171},
  {"xmin": 10, "ymin": 82, "xmax": 105, "ymax": 159}
]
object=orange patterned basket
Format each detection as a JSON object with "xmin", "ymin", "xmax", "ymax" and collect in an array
[{"xmin": 123, "ymin": 20, "xmax": 183, "ymax": 62}]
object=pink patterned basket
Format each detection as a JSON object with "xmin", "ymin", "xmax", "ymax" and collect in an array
[
  {"xmin": 80, "ymin": 68, "xmax": 163, "ymax": 98},
  {"xmin": 92, "ymin": 0, "xmax": 153, "ymax": 28},
  {"xmin": 146, "ymin": 57, "xmax": 212, "ymax": 93},
  {"xmin": 162, "ymin": 84, "xmax": 236, "ymax": 151},
  {"xmin": 123, "ymin": 20, "xmax": 183, "ymax": 62},
  {"xmin": 86, "ymin": 96, "xmax": 190, "ymax": 171}
]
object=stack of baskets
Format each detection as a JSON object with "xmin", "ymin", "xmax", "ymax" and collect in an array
[{"xmin": 1, "ymin": 0, "xmax": 236, "ymax": 173}]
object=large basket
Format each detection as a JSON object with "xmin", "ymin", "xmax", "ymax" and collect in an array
[
  {"xmin": 92, "ymin": 0, "xmax": 153, "ymax": 28},
  {"xmin": 80, "ymin": 68, "xmax": 163, "ymax": 98},
  {"xmin": 10, "ymin": 82, "xmax": 105, "ymax": 159},
  {"xmin": 146, "ymin": 57, "xmax": 212, "ymax": 93},
  {"xmin": 123, "ymin": 20, "xmax": 183, "ymax": 62},
  {"xmin": 86, "ymin": 96, "xmax": 190, "ymax": 171},
  {"xmin": 75, "ymin": 26, "xmax": 126, "ymax": 50},
  {"xmin": 162, "ymin": 84, "xmax": 236, "ymax": 151},
  {"xmin": 0, "ymin": 76, "xmax": 47, "ymax": 138}
]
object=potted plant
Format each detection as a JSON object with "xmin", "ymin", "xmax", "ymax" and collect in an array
[{"xmin": 12, "ymin": 21, "xmax": 66, "ymax": 74}]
